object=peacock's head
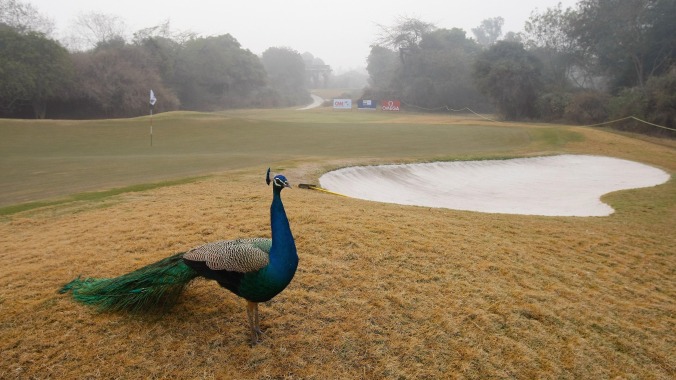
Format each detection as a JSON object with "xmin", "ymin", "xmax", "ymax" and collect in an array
[{"xmin": 266, "ymin": 168, "xmax": 291, "ymax": 190}]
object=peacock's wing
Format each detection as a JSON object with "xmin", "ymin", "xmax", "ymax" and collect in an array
[{"xmin": 183, "ymin": 238, "xmax": 271, "ymax": 273}]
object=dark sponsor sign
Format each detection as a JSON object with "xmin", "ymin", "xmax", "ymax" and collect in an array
[{"xmin": 357, "ymin": 99, "xmax": 377, "ymax": 110}]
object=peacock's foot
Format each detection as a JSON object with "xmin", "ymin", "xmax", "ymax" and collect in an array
[
  {"xmin": 250, "ymin": 326, "xmax": 270, "ymax": 346},
  {"xmin": 250, "ymin": 332, "xmax": 262, "ymax": 346}
]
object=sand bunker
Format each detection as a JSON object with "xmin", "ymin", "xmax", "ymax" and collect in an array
[{"xmin": 319, "ymin": 155, "xmax": 670, "ymax": 216}]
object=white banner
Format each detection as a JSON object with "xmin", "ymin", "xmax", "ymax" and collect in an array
[{"xmin": 333, "ymin": 99, "xmax": 352, "ymax": 109}]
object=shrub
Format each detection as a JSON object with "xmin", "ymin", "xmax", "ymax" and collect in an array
[
  {"xmin": 537, "ymin": 92, "xmax": 572, "ymax": 122},
  {"xmin": 605, "ymin": 68, "xmax": 675, "ymax": 137},
  {"xmin": 644, "ymin": 67, "xmax": 676, "ymax": 130},
  {"xmin": 608, "ymin": 88, "xmax": 648, "ymax": 120},
  {"xmin": 563, "ymin": 91, "xmax": 609, "ymax": 125}
]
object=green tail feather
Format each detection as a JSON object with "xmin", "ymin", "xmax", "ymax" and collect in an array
[{"xmin": 59, "ymin": 253, "xmax": 198, "ymax": 312}]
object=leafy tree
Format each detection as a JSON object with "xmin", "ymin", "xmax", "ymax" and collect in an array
[
  {"xmin": 408, "ymin": 28, "xmax": 486, "ymax": 109},
  {"xmin": 301, "ymin": 52, "xmax": 325, "ymax": 67},
  {"xmin": 0, "ymin": 27, "xmax": 73, "ymax": 118},
  {"xmin": 173, "ymin": 34, "xmax": 267, "ymax": 110},
  {"xmin": 367, "ymin": 20, "xmax": 490, "ymax": 111},
  {"xmin": 132, "ymin": 20, "xmax": 195, "ymax": 90},
  {"xmin": 502, "ymin": 32, "xmax": 523, "ymax": 44},
  {"xmin": 471, "ymin": 17, "xmax": 504, "ymax": 47},
  {"xmin": 523, "ymin": 4, "xmax": 588, "ymax": 90},
  {"xmin": 523, "ymin": 4, "xmax": 594, "ymax": 121},
  {"xmin": 135, "ymin": 35, "xmax": 182, "ymax": 92},
  {"xmin": 473, "ymin": 41, "xmax": 543, "ymax": 120},
  {"xmin": 523, "ymin": 1, "xmax": 675, "ymax": 127},
  {"xmin": 568, "ymin": 0, "xmax": 676, "ymax": 90},
  {"xmin": 261, "ymin": 47, "xmax": 309, "ymax": 106},
  {"xmin": 366, "ymin": 45, "xmax": 399, "ymax": 95}
]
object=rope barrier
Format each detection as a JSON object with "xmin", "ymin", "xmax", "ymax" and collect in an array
[
  {"xmin": 399, "ymin": 100, "xmax": 502, "ymax": 123},
  {"xmin": 584, "ymin": 116, "xmax": 675, "ymax": 132},
  {"xmin": 400, "ymin": 100, "xmax": 674, "ymax": 132}
]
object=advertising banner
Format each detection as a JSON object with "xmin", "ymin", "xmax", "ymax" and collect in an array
[
  {"xmin": 333, "ymin": 99, "xmax": 352, "ymax": 109},
  {"xmin": 357, "ymin": 99, "xmax": 377, "ymax": 110},
  {"xmin": 381, "ymin": 100, "xmax": 401, "ymax": 111}
]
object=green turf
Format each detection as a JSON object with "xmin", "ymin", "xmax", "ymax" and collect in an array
[
  {"xmin": 0, "ymin": 110, "xmax": 576, "ymax": 208},
  {"xmin": 0, "ymin": 177, "xmax": 206, "ymax": 216}
]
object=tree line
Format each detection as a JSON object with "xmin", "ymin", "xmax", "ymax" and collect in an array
[
  {"xmin": 367, "ymin": 0, "xmax": 675, "ymax": 135},
  {"xmin": 0, "ymin": 1, "xmax": 310, "ymax": 119},
  {"xmin": 1, "ymin": 0, "xmax": 674, "ymax": 136}
]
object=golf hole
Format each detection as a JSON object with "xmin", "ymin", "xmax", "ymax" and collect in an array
[{"xmin": 319, "ymin": 155, "xmax": 670, "ymax": 216}]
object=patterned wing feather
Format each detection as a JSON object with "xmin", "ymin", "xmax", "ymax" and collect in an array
[{"xmin": 183, "ymin": 238, "xmax": 271, "ymax": 273}]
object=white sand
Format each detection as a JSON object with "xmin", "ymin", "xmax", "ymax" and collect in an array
[{"xmin": 319, "ymin": 155, "xmax": 670, "ymax": 216}]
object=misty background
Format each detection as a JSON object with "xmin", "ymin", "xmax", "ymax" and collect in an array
[
  {"xmin": 0, "ymin": 0, "xmax": 674, "ymax": 136},
  {"xmin": 24, "ymin": 0, "xmax": 577, "ymax": 71}
]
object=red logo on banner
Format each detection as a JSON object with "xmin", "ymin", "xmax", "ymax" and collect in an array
[
  {"xmin": 333, "ymin": 99, "xmax": 352, "ymax": 109},
  {"xmin": 381, "ymin": 100, "xmax": 400, "ymax": 111}
]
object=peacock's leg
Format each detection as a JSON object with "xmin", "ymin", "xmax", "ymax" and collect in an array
[
  {"xmin": 254, "ymin": 303, "xmax": 263, "ymax": 338},
  {"xmin": 253, "ymin": 302, "xmax": 263, "ymax": 335},
  {"xmin": 246, "ymin": 301, "xmax": 259, "ymax": 345}
]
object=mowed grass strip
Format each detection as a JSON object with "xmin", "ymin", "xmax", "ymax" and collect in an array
[
  {"xmin": 0, "ymin": 177, "xmax": 206, "ymax": 216},
  {"xmin": 0, "ymin": 110, "xmax": 673, "ymax": 378},
  {"xmin": 1, "ymin": 110, "xmax": 570, "ymax": 207}
]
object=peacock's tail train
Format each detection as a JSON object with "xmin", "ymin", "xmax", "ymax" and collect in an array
[{"xmin": 59, "ymin": 253, "xmax": 198, "ymax": 312}]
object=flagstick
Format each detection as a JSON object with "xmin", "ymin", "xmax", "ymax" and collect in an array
[{"xmin": 149, "ymin": 89, "xmax": 157, "ymax": 147}]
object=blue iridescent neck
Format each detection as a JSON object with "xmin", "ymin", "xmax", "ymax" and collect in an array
[{"xmin": 270, "ymin": 187, "xmax": 297, "ymax": 268}]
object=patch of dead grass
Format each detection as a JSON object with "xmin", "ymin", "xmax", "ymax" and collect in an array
[
  {"xmin": 0, "ymin": 183, "xmax": 672, "ymax": 378},
  {"xmin": 1, "ymin": 131, "xmax": 674, "ymax": 379}
]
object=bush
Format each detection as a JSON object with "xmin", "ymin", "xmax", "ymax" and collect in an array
[
  {"xmin": 644, "ymin": 67, "xmax": 676, "ymax": 130},
  {"xmin": 608, "ymin": 88, "xmax": 648, "ymax": 120},
  {"xmin": 605, "ymin": 68, "xmax": 675, "ymax": 137},
  {"xmin": 537, "ymin": 92, "xmax": 572, "ymax": 122},
  {"xmin": 563, "ymin": 91, "xmax": 609, "ymax": 125}
]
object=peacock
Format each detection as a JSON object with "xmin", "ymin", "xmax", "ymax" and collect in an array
[{"xmin": 60, "ymin": 168, "xmax": 298, "ymax": 345}]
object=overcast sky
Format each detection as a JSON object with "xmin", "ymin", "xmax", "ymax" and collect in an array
[{"xmin": 29, "ymin": 0, "xmax": 578, "ymax": 72}]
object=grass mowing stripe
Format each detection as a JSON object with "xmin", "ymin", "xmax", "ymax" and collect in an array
[
  {"xmin": 0, "ymin": 111, "xmax": 674, "ymax": 379},
  {"xmin": 0, "ymin": 176, "xmax": 206, "ymax": 216},
  {"xmin": 1, "ymin": 111, "xmax": 539, "ymax": 206}
]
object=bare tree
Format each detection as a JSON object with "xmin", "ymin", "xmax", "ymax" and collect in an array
[
  {"xmin": 0, "ymin": 0, "xmax": 54, "ymax": 35},
  {"xmin": 376, "ymin": 16, "xmax": 435, "ymax": 64},
  {"xmin": 64, "ymin": 11, "xmax": 126, "ymax": 51},
  {"xmin": 132, "ymin": 19, "xmax": 195, "ymax": 45}
]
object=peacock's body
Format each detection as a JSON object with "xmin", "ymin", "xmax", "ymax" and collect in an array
[{"xmin": 60, "ymin": 169, "xmax": 297, "ymax": 345}]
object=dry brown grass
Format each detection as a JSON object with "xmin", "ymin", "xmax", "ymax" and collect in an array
[{"xmin": 0, "ymin": 126, "xmax": 674, "ymax": 379}]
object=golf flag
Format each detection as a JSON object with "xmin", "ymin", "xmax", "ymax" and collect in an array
[{"xmin": 149, "ymin": 89, "xmax": 157, "ymax": 108}]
